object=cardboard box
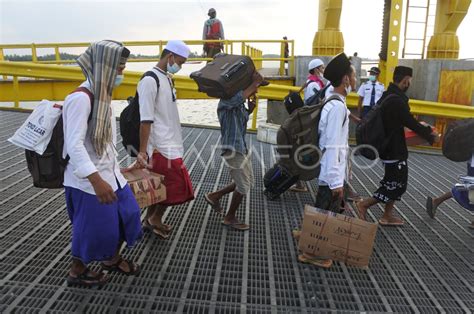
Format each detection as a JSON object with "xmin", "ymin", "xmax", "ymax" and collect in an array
[
  {"xmin": 121, "ymin": 168, "xmax": 166, "ymax": 208},
  {"xmin": 298, "ymin": 205, "xmax": 378, "ymax": 268},
  {"xmin": 257, "ymin": 122, "xmax": 280, "ymax": 145}
]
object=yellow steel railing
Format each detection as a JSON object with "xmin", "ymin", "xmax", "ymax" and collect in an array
[
  {"xmin": 0, "ymin": 39, "xmax": 295, "ymax": 75},
  {"xmin": 1, "ymin": 62, "xmax": 473, "ymax": 131}
]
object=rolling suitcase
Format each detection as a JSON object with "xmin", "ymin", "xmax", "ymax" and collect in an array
[
  {"xmin": 263, "ymin": 164, "xmax": 299, "ymax": 200},
  {"xmin": 190, "ymin": 54, "xmax": 255, "ymax": 99}
]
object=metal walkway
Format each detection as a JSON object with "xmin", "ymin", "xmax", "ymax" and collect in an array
[{"xmin": 0, "ymin": 110, "xmax": 472, "ymax": 313}]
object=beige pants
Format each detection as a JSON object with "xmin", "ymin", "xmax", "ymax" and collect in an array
[{"xmin": 223, "ymin": 151, "xmax": 254, "ymax": 195}]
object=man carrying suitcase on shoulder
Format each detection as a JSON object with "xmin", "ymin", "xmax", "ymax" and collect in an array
[{"xmin": 205, "ymin": 72, "xmax": 268, "ymax": 231}]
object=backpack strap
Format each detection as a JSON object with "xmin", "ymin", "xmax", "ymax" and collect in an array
[
  {"xmin": 142, "ymin": 71, "xmax": 160, "ymax": 90},
  {"xmin": 71, "ymin": 87, "xmax": 94, "ymax": 122},
  {"xmin": 322, "ymin": 95, "xmax": 347, "ymax": 126}
]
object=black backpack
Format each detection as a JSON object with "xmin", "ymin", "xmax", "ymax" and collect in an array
[
  {"xmin": 283, "ymin": 81, "xmax": 329, "ymax": 115},
  {"xmin": 120, "ymin": 71, "xmax": 160, "ymax": 157},
  {"xmin": 442, "ymin": 118, "xmax": 474, "ymax": 162},
  {"xmin": 25, "ymin": 88, "xmax": 94, "ymax": 189},
  {"xmin": 355, "ymin": 94, "xmax": 397, "ymax": 160},
  {"xmin": 276, "ymin": 95, "xmax": 344, "ymax": 181}
]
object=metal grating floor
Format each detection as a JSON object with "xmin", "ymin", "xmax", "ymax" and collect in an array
[{"xmin": 0, "ymin": 110, "xmax": 472, "ymax": 313}]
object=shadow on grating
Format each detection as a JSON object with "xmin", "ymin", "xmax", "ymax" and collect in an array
[{"xmin": 0, "ymin": 110, "xmax": 472, "ymax": 313}]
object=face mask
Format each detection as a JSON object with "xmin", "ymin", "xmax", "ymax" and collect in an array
[
  {"xmin": 114, "ymin": 74, "xmax": 124, "ymax": 87},
  {"xmin": 368, "ymin": 75, "xmax": 376, "ymax": 82},
  {"xmin": 344, "ymin": 77, "xmax": 352, "ymax": 94},
  {"xmin": 167, "ymin": 55, "xmax": 181, "ymax": 74}
]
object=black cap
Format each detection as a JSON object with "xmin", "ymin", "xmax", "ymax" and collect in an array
[
  {"xmin": 121, "ymin": 47, "xmax": 130, "ymax": 58},
  {"xmin": 323, "ymin": 52, "xmax": 351, "ymax": 83},
  {"xmin": 368, "ymin": 66, "xmax": 380, "ymax": 75},
  {"xmin": 394, "ymin": 66, "xmax": 413, "ymax": 77}
]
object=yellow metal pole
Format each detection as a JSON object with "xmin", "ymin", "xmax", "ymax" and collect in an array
[
  {"xmin": 31, "ymin": 44, "xmax": 38, "ymax": 62},
  {"xmin": 380, "ymin": 0, "xmax": 403, "ymax": 87},
  {"xmin": 54, "ymin": 46, "xmax": 61, "ymax": 63},
  {"xmin": 0, "ymin": 48, "xmax": 6, "ymax": 79},
  {"xmin": 279, "ymin": 41, "xmax": 285, "ymax": 76},
  {"xmin": 251, "ymin": 96, "xmax": 259, "ymax": 131},
  {"xmin": 241, "ymin": 42, "xmax": 246, "ymax": 56},
  {"xmin": 230, "ymin": 41, "xmax": 234, "ymax": 54},
  {"xmin": 427, "ymin": 0, "xmax": 471, "ymax": 59},
  {"xmin": 312, "ymin": 0, "xmax": 344, "ymax": 55},
  {"xmin": 13, "ymin": 76, "xmax": 20, "ymax": 108}
]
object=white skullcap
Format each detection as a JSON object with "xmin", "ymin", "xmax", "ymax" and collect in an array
[
  {"xmin": 165, "ymin": 40, "xmax": 191, "ymax": 59},
  {"xmin": 308, "ymin": 58, "xmax": 324, "ymax": 71}
]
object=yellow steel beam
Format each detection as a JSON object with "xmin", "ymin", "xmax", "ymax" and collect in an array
[
  {"xmin": 1, "ymin": 61, "xmax": 473, "ymax": 119},
  {"xmin": 427, "ymin": 0, "xmax": 471, "ymax": 59},
  {"xmin": 379, "ymin": 0, "xmax": 403, "ymax": 87},
  {"xmin": 312, "ymin": 0, "xmax": 344, "ymax": 56}
]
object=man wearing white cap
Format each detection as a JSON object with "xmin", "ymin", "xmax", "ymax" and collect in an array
[
  {"xmin": 136, "ymin": 40, "xmax": 195, "ymax": 239},
  {"xmin": 304, "ymin": 58, "xmax": 326, "ymax": 103}
]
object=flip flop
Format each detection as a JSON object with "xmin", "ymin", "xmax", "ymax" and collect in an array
[
  {"xmin": 221, "ymin": 220, "xmax": 250, "ymax": 231},
  {"xmin": 143, "ymin": 218, "xmax": 173, "ymax": 233},
  {"xmin": 347, "ymin": 195, "xmax": 363, "ymax": 203},
  {"xmin": 204, "ymin": 194, "xmax": 224, "ymax": 214},
  {"xmin": 289, "ymin": 185, "xmax": 308, "ymax": 193},
  {"xmin": 425, "ymin": 197, "xmax": 436, "ymax": 219},
  {"xmin": 379, "ymin": 218, "xmax": 404, "ymax": 226},
  {"xmin": 297, "ymin": 254, "xmax": 333, "ymax": 269}
]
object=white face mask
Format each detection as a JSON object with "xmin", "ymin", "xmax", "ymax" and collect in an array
[
  {"xmin": 167, "ymin": 55, "xmax": 182, "ymax": 74},
  {"xmin": 114, "ymin": 74, "xmax": 124, "ymax": 87}
]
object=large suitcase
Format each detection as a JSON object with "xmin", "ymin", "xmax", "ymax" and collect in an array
[
  {"xmin": 190, "ymin": 54, "xmax": 255, "ymax": 99},
  {"xmin": 442, "ymin": 118, "xmax": 474, "ymax": 162},
  {"xmin": 263, "ymin": 164, "xmax": 299, "ymax": 200}
]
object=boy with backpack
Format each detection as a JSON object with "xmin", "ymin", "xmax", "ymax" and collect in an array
[
  {"xmin": 62, "ymin": 41, "xmax": 142, "ymax": 287},
  {"xmin": 296, "ymin": 52, "xmax": 356, "ymax": 268},
  {"xmin": 354, "ymin": 66, "xmax": 439, "ymax": 226},
  {"xmin": 135, "ymin": 40, "xmax": 195, "ymax": 240},
  {"xmin": 203, "ymin": 8, "xmax": 225, "ymax": 58}
]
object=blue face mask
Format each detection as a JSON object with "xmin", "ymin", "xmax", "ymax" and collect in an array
[
  {"xmin": 368, "ymin": 75, "xmax": 376, "ymax": 82},
  {"xmin": 167, "ymin": 55, "xmax": 182, "ymax": 74},
  {"xmin": 114, "ymin": 74, "xmax": 124, "ymax": 87}
]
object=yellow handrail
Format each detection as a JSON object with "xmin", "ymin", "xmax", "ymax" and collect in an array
[{"xmin": 0, "ymin": 39, "xmax": 293, "ymax": 74}]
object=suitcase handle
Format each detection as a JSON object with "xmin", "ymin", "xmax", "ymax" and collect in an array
[{"xmin": 222, "ymin": 61, "xmax": 246, "ymax": 81}]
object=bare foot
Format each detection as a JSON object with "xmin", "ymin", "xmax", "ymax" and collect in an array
[{"xmin": 353, "ymin": 201, "xmax": 367, "ymax": 221}]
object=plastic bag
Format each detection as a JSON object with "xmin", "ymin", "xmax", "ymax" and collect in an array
[{"xmin": 8, "ymin": 100, "xmax": 62, "ymax": 154}]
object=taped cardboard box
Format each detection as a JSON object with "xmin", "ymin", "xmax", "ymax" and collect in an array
[
  {"xmin": 121, "ymin": 168, "xmax": 166, "ymax": 208},
  {"xmin": 298, "ymin": 205, "xmax": 378, "ymax": 268}
]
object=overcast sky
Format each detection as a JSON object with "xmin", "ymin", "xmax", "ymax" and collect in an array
[{"xmin": 1, "ymin": 0, "xmax": 473, "ymax": 59}]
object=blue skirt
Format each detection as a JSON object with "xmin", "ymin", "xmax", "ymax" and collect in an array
[
  {"xmin": 451, "ymin": 162, "xmax": 474, "ymax": 211},
  {"xmin": 65, "ymin": 184, "xmax": 143, "ymax": 264}
]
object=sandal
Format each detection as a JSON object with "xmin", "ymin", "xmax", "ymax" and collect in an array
[
  {"xmin": 204, "ymin": 193, "xmax": 224, "ymax": 214},
  {"xmin": 66, "ymin": 268, "xmax": 109, "ymax": 287},
  {"xmin": 144, "ymin": 222, "xmax": 171, "ymax": 240},
  {"xmin": 143, "ymin": 218, "xmax": 173, "ymax": 233},
  {"xmin": 425, "ymin": 197, "xmax": 437, "ymax": 219},
  {"xmin": 379, "ymin": 217, "xmax": 404, "ymax": 226},
  {"xmin": 101, "ymin": 257, "xmax": 140, "ymax": 276},
  {"xmin": 297, "ymin": 254, "xmax": 333, "ymax": 269},
  {"xmin": 221, "ymin": 220, "xmax": 250, "ymax": 231}
]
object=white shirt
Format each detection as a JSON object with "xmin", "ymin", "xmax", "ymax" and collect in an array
[
  {"xmin": 62, "ymin": 81, "xmax": 127, "ymax": 195},
  {"xmin": 138, "ymin": 67, "xmax": 184, "ymax": 159},
  {"xmin": 357, "ymin": 81, "xmax": 384, "ymax": 106},
  {"xmin": 318, "ymin": 92, "xmax": 350, "ymax": 189}
]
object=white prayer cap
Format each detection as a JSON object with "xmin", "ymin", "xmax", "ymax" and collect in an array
[
  {"xmin": 308, "ymin": 58, "xmax": 324, "ymax": 71},
  {"xmin": 165, "ymin": 40, "xmax": 191, "ymax": 59}
]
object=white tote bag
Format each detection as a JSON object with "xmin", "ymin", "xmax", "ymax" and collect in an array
[{"xmin": 8, "ymin": 100, "xmax": 63, "ymax": 154}]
